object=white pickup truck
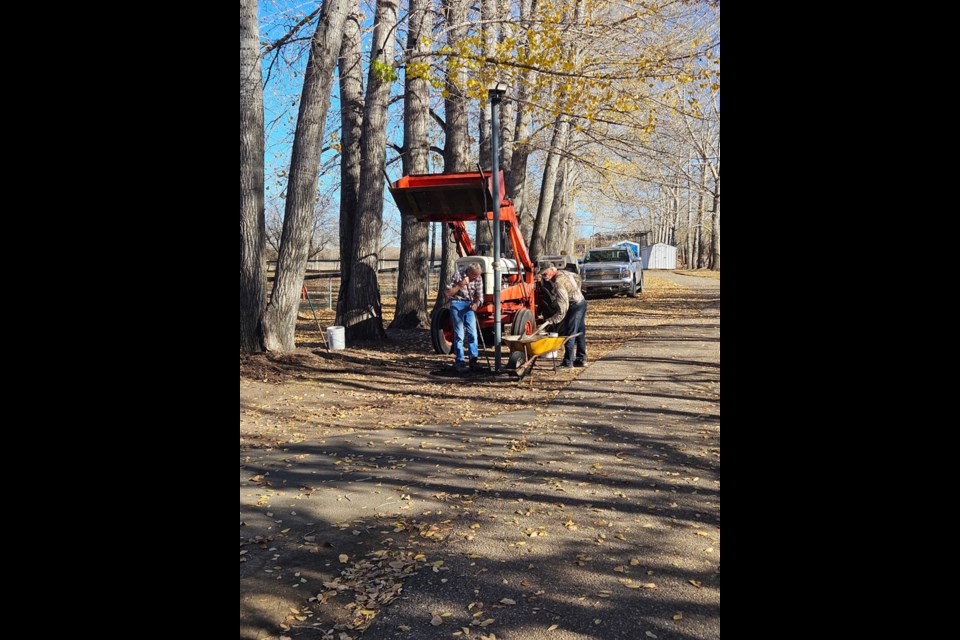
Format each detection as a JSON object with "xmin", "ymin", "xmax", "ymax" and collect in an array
[{"xmin": 580, "ymin": 245, "xmax": 644, "ymax": 297}]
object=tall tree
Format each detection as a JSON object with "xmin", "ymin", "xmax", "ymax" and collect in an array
[
  {"xmin": 529, "ymin": 114, "xmax": 569, "ymax": 258},
  {"xmin": 477, "ymin": 0, "xmax": 497, "ymax": 166},
  {"xmin": 336, "ymin": 1, "xmax": 364, "ymax": 326},
  {"xmin": 507, "ymin": 0, "xmax": 538, "ymax": 237},
  {"xmin": 263, "ymin": 0, "xmax": 351, "ymax": 351},
  {"xmin": 560, "ymin": 176, "xmax": 578, "ymax": 257},
  {"xmin": 498, "ymin": 0, "xmax": 518, "ymax": 181},
  {"xmin": 474, "ymin": 0, "xmax": 499, "ymax": 253},
  {"xmin": 434, "ymin": 0, "xmax": 472, "ymax": 314},
  {"xmin": 343, "ymin": 0, "xmax": 399, "ymax": 341},
  {"xmin": 391, "ymin": 0, "xmax": 432, "ymax": 329},
  {"xmin": 544, "ymin": 152, "xmax": 567, "ymax": 254},
  {"xmin": 240, "ymin": 0, "xmax": 265, "ymax": 353},
  {"xmin": 709, "ymin": 165, "xmax": 720, "ymax": 270}
]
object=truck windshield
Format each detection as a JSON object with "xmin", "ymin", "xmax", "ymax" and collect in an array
[{"xmin": 585, "ymin": 250, "xmax": 628, "ymax": 263}]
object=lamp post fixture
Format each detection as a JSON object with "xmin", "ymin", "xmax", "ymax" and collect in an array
[{"xmin": 488, "ymin": 82, "xmax": 508, "ymax": 372}]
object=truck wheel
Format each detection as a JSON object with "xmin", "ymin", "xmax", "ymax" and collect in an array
[
  {"xmin": 637, "ymin": 270, "xmax": 644, "ymax": 293},
  {"xmin": 431, "ymin": 307, "xmax": 453, "ymax": 354},
  {"xmin": 628, "ymin": 276, "xmax": 637, "ymax": 298},
  {"xmin": 511, "ymin": 308, "xmax": 536, "ymax": 337}
]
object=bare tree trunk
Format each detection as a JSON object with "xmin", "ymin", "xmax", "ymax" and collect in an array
[
  {"xmin": 507, "ymin": 0, "xmax": 537, "ymax": 236},
  {"xmin": 434, "ymin": 0, "xmax": 471, "ymax": 314},
  {"xmin": 498, "ymin": 0, "xmax": 517, "ymax": 184},
  {"xmin": 263, "ymin": 0, "xmax": 350, "ymax": 352},
  {"xmin": 477, "ymin": 0, "xmax": 497, "ymax": 167},
  {"xmin": 240, "ymin": 0, "xmax": 265, "ymax": 353},
  {"xmin": 531, "ymin": 0, "xmax": 581, "ymax": 259},
  {"xmin": 696, "ymin": 160, "xmax": 706, "ymax": 269},
  {"xmin": 545, "ymin": 152, "xmax": 570, "ymax": 254},
  {"xmin": 391, "ymin": 0, "xmax": 431, "ymax": 329},
  {"xmin": 561, "ymin": 161, "xmax": 579, "ymax": 256},
  {"xmin": 336, "ymin": 1, "xmax": 363, "ymax": 326},
  {"xmin": 686, "ymin": 168, "xmax": 695, "ymax": 268},
  {"xmin": 442, "ymin": 0, "xmax": 470, "ymax": 175},
  {"xmin": 344, "ymin": 0, "xmax": 399, "ymax": 342},
  {"xmin": 475, "ymin": 210, "xmax": 494, "ymax": 254},
  {"xmin": 562, "ymin": 200, "xmax": 577, "ymax": 257},
  {"xmin": 530, "ymin": 115, "xmax": 569, "ymax": 258},
  {"xmin": 671, "ymin": 174, "xmax": 681, "ymax": 247},
  {"xmin": 472, "ymin": 0, "xmax": 498, "ymax": 254},
  {"xmin": 557, "ymin": 191, "xmax": 576, "ymax": 257},
  {"xmin": 710, "ymin": 166, "xmax": 720, "ymax": 270}
]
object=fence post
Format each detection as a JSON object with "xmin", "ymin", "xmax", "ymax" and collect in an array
[{"xmin": 327, "ymin": 279, "xmax": 332, "ymax": 310}]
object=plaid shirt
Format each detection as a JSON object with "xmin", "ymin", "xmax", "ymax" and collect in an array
[{"xmin": 446, "ymin": 268, "xmax": 484, "ymax": 306}]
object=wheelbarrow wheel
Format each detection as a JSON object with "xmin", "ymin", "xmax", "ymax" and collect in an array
[
  {"xmin": 506, "ymin": 350, "xmax": 526, "ymax": 372},
  {"xmin": 430, "ymin": 306, "xmax": 453, "ymax": 355}
]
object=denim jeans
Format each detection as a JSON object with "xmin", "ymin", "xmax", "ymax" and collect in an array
[
  {"xmin": 449, "ymin": 300, "xmax": 478, "ymax": 364},
  {"xmin": 560, "ymin": 298, "xmax": 587, "ymax": 363}
]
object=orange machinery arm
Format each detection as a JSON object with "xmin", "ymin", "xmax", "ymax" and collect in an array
[
  {"xmin": 449, "ymin": 221, "xmax": 475, "ymax": 257},
  {"xmin": 388, "ymin": 170, "xmax": 534, "ymax": 281}
]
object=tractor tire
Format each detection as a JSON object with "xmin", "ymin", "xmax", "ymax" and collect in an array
[
  {"xmin": 430, "ymin": 306, "xmax": 453, "ymax": 355},
  {"xmin": 511, "ymin": 308, "xmax": 536, "ymax": 337}
]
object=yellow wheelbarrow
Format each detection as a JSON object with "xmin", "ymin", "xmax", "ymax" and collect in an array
[{"xmin": 502, "ymin": 333, "xmax": 581, "ymax": 382}]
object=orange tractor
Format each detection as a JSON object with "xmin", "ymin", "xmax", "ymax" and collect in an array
[{"xmin": 389, "ymin": 170, "xmax": 539, "ymax": 353}]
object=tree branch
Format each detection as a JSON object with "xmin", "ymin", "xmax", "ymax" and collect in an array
[
  {"xmin": 429, "ymin": 108, "xmax": 446, "ymax": 129},
  {"xmin": 263, "ymin": 8, "xmax": 323, "ymax": 54}
]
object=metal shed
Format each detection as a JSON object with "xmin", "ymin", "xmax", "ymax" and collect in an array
[{"xmin": 640, "ymin": 243, "xmax": 677, "ymax": 269}]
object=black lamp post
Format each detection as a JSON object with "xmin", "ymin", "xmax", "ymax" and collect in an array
[{"xmin": 489, "ymin": 82, "xmax": 507, "ymax": 372}]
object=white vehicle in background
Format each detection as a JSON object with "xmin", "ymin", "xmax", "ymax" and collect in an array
[
  {"xmin": 536, "ymin": 254, "xmax": 581, "ymax": 275},
  {"xmin": 580, "ymin": 245, "xmax": 644, "ymax": 298}
]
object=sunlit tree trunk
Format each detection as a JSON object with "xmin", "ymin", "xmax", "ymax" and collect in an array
[
  {"xmin": 530, "ymin": 115, "xmax": 569, "ymax": 258},
  {"xmin": 391, "ymin": 0, "xmax": 432, "ymax": 329},
  {"xmin": 240, "ymin": 0, "xmax": 265, "ymax": 353},
  {"xmin": 710, "ymin": 167, "xmax": 720, "ymax": 270},
  {"xmin": 263, "ymin": 0, "xmax": 350, "ymax": 351},
  {"xmin": 434, "ymin": 0, "xmax": 471, "ymax": 315},
  {"xmin": 343, "ymin": 0, "xmax": 399, "ymax": 341},
  {"xmin": 507, "ymin": 0, "xmax": 538, "ymax": 242},
  {"xmin": 336, "ymin": 0, "xmax": 363, "ymax": 326}
]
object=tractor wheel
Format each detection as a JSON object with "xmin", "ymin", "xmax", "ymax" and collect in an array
[
  {"xmin": 511, "ymin": 308, "xmax": 536, "ymax": 337},
  {"xmin": 430, "ymin": 306, "xmax": 453, "ymax": 355}
]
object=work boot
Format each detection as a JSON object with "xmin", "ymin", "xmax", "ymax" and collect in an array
[
  {"xmin": 573, "ymin": 359, "xmax": 586, "ymax": 367},
  {"xmin": 560, "ymin": 360, "xmax": 573, "ymax": 368},
  {"xmin": 469, "ymin": 358, "xmax": 483, "ymax": 372},
  {"xmin": 454, "ymin": 362, "xmax": 468, "ymax": 374}
]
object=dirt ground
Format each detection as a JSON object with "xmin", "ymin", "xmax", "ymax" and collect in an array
[
  {"xmin": 240, "ymin": 274, "xmax": 696, "ymax": 451},
  {"xmin": 240, "ymin": 272, "xmax": 718, "ymax": 640}
]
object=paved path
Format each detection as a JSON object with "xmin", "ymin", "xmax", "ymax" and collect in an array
[{"xmin": 240, "ymin": 273, "xmax": 720, "ymax": 640}]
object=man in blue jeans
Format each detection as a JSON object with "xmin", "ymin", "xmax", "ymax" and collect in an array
[
  {"xmin": 444, "ymin": 263, "xmax": 484, "ymax": 373},
  {"xmin": 539, "ymin": 265, "xmax": 587, "ymax": 367}
]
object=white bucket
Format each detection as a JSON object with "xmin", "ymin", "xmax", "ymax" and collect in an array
[
  {"xmin": 544, "ymin": 332, "xmax": 559, "ymax": 359},
  {"xmin": 327, "ymin": 326, "xmax": 346, "ymax": 350}
]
